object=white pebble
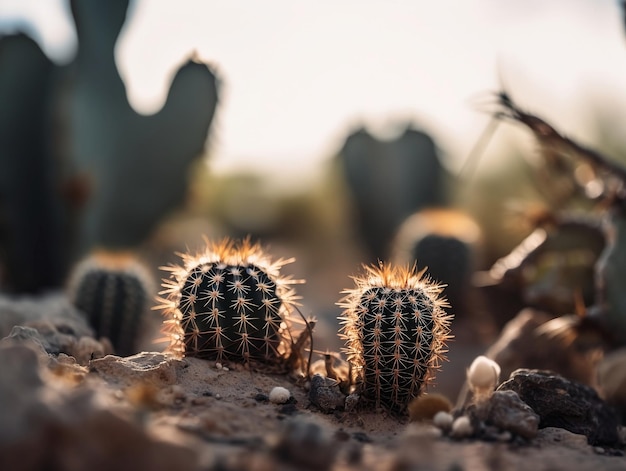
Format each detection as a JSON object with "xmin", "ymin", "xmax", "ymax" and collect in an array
[
  {"xmin": 215, "ymin": 362, "xmax": 223, "ymax": 370},
  {"xmin": 450, "ymin": 416, "xmax": 473, "ymax": 439},
  {"xmin": 269, "ymin": 386, "xmax": 291, "ymax": 404},
  {"xmin": 433, "ymin": 411, "xmax": 454, "ymax": 431}
]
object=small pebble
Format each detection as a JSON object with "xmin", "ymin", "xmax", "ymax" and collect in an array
[
  {"xmin": 450, "ymin": 416, "xmax": 473, "ymax": 439},
  {"xmin": 254, "ymin": 393, "xmax": 269, "ymax": 402},
  {"xmin": 345, "ymin": 394, "xmax": 359, "ymax": 412},
  {"xmin": 215, "ymin": 362, "xmax": 223, "ymax": 370},
  {"xmin": 433, "ymin": 411, "xmax": 454, "ymax": 431},
  {"xmin": 222, "ymin": 366, "xmax": 229, "ymax": 371},
  {"xmin": 269, "ymin": 386, "xmax": 291, "ymax": 404}
]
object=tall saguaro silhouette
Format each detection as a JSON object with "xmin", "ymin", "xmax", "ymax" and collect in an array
[{"xmin": 0, "ymin": 0, "xmax": 219, "ymax": 293}]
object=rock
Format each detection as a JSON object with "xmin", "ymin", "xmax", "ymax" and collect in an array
[
  {"xmin": 450, "ymin": 416, "xmax": 473, "ymax": 439},
  {"xmin": 89, "ymin": 352, "xmax": 178, "ymax": 387},
  {"xmin": 0, "ymin": 292, "xmax": 93, "ymax": 339},
  {"xmin": 70, "ymin": 335, "xmax": 111, "ymax": 364},
  {"xmin": 1, "ymin": 325, "xmax": 51, "ymax": 353},
  {"xmin": 0, "ymin": 343, "xmax": 46, "ymax": 444},
  {"xmin": 308, "ymin": 374, "xmax": 346, "ymax": 413},
  {"xmin": 433, "ymin": 411, "xmax": 454, "ymax": 431},
  {"xmin": 0, "ymin": 342, "xmax": 196, "ymax": 471},
  {"xmin": 498, "ymin": 368, "xmax": 620, "ymax": 446},
  {"xmin": 271, "ymin": 417, "xmax": 340, "ymax": 470},
  {"xmin": 535, "ymin": 427, "xmax": 590, "ymax": 451},
  {"xmin": 479, "ymin": 390, "xmax": 540, "ymax": 440},
  {"xmin": 269, "ymin": 386, "xmax": 291, "ymax": 404},
  {"xmin": 48, "ymin": 354, "xmax": 89, "ymax": 384},
  {"xmin": 1, "ymin": 386, "xmax": 196, "ymax": 471},
  {"xmin": 1, "ymin": 319, "xmax": 111, "ymax": 365},
  {"xmin": 484, "ymin": 309, "xmax": 598, "ymax": 387}
]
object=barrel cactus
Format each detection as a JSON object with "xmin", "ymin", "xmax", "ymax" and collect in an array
[
  {"xmin": 338, "ymin": 262, "xmax": 452, "ymax": 413},
  {"xmin": 67, "ymin": 251, "xmax": 155, "ymax": 356},
  {"xmin": 157, "ymin": 238, "xmax": 303, "ymax": 369}
]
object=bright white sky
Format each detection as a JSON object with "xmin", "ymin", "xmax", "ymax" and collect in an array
[{"xmin": 2, "ymin": 0, "xmax": 626, "ymax": 185}]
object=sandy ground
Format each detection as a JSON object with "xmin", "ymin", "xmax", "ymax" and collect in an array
[{"xmin": 26, "ymin": 349, "xmax": 622, "ymax": 471}]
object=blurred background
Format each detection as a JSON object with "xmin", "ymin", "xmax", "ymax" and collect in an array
[{"xmin": 2, "ymin": 0, "xmax": 626, "ymax": 398}]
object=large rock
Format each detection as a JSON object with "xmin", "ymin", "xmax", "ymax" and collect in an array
[
  {"xmin": 89, "ymin": 352, "xmax": 178, "ymax": 387},
  {"xmin": 0, "ymin": 293, "xmax": 93, "ymax": 339},
  {"xmin": 467, "ymin": 390, "xmax": 540, "ymax": 440},
  {"xmin": 498, "ymin": 369, "xmax": 620, "ymax": 446},
  {"xmin": 0, "ymin": 343, "xmax": 195, "ymax": 471}
]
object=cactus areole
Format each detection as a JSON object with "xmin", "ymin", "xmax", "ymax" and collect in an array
[
  {"xmin": 158, "ymin": 238, "xmax": 301, "ymax": 366},
  {"xmin": 338, "ymin": 263, "xmax": 452, "ymax": 413}
]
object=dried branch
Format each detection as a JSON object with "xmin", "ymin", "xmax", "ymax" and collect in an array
[{"xmin": 494, "ymin": 92, "xmax": 626, "ymax": 186}]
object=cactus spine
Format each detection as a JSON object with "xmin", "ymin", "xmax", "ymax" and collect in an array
[
  {"xmin": 67, "ymin": 251, "xmax": 154, "ymax": 356},
  {"xmin": 157, "ymin": 238, "xmax": 302, "ymax": 367},
  {"xmin": 338, "ymin": 262, "xmax": 452, "ymax": 413}
]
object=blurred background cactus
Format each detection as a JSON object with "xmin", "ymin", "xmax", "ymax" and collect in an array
[
  {"xmin": 67, "ymin": 250, "xmax": 155, "ymax": 357},
  {"xmin": 391, "ymin": 209, "xmax": 486, "ymax": 330},
  {"xmin": 337, "ymin": 123, "xmax": 452, "ymax": 262},
  {"xmin": 67, "ymin": 0, "xmax": 219, "ymax": 250},
  {"xmin": 0, "ymin": 33, "xmax": 69, "ymax": 293},
  {"xmin": 0, "ymin": 0, "xmax": 219, "ymax": 294}
]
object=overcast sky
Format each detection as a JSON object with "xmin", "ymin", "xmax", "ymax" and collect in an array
[{"xmin": 1, "ymin": 0, "xmax": 626, "ymax": 185}]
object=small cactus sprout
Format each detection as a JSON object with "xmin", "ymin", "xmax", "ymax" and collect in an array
[
  {"xmin": 67, "ymin": 250, "xmax": 155, "ymax": 357},
  {"xmin": 157, "ymin": 238, "xmax": 303, "ymax": 370},
  {"xmin": 338, "ymin": 262, "xmax": 452, "ymax": 413}
]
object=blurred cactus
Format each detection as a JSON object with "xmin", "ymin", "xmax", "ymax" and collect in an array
[
  {"xmin": 338, "ymin": 262, "xmax": 452, "ymax": 413},
  {"xmin": 157, "ymin": 238, "xmax": 303, "ymax": 369},
  {"xmin": 392, "ymin": 208, "xmax": 483, "ymax": 321},
  {"xmin": 0, "ymin": 0, "xmax": 219, "ymax": 293},
  {"xmin": 338, "ymin": 123, "xmax": 448, "ymax": 261},
  {"xmin": 0, "ymin": 33, "xmax": 71, "ymax": 293},
  {"xmin": 67, "ymin": 251, "xmax": 155, "ymax": 357},
  {"xmin": 67, "ymin": 0, "xmax": 219, "ymax": 249}
]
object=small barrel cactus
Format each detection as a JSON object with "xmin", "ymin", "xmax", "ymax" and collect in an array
[
  {"xmin": 67, "ymin": 251, "xmax": 155, "ymax": 357},
  {"xmin": 157, "ymin": 238, "xmax": 302, "ymax": 369},
  {"xmin": 338, "ymin": 262, "xmax": 452, "ymax": 413}
]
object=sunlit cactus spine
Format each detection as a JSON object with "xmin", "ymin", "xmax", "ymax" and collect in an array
[
  {"xmin": 67, "ymin": 251, "xmax": 155, "ymax": 356},
  {"xmin": 157, "ymin": 238, "xmax": 302, "ymax": 368},
  {"xmin": 338, "ymin": 262, "xmax": 452, "ymax": 413}
]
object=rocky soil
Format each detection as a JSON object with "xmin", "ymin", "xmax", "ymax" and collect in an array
[{"xmin": 0, "ymin": 293, "xmax": 625, "ymax": 471}]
